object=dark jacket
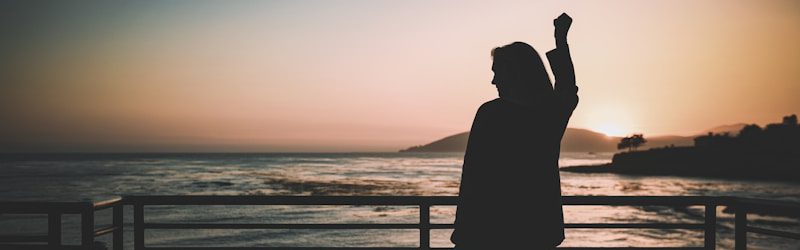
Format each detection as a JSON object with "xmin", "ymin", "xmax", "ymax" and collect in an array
[{"xmin": 451, "ymin": 45, "xmax": 577, "ymax": 248}]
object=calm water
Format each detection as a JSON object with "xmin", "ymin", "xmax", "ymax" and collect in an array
[{"xmin": 0, "ymin": 152, "xmax": 798, "ymax": 249}]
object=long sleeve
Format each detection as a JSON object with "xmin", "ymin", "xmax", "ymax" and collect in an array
[
  {"xmin": 546, "ymin": 45, "xmax": 577, "ymax": 101},
  {"xmin": 546, "ymin": 45, "xmax": 578, "ymax": 137}
]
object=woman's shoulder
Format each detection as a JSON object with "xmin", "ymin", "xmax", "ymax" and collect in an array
[
  {"xmin": 477, "ymin": 98, "xmax": 503, "ymax": 112},
  {"xmin": 471, "ymin": 99, "xmax": 503, "ymax": 123}
]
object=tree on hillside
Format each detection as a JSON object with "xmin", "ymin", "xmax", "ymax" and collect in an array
[{"xmin": 618, "ymin": 134, "xmax": 647, "ymax": 152}]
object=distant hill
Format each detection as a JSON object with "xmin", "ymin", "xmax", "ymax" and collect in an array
[
  {"xmin": 400, "ymin": 132, "xmax": 470, "ymax": 152},
  {"xmin": 400, "ymin": 128, "xmax": 704, "ymax": 153},
  {"xmin": 559, "ymin": 128, "xmax": 617, "ymax": 152}
]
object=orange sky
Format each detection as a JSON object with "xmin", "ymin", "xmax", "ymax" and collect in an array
[{"xmin": 1, "ymin": 1, "xmax": 799, "ymax": 152}]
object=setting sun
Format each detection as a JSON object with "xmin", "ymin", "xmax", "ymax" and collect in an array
[
  {"xmin": 595, "ymin": 123, "xmax": 628, "ymax": 137},
  {"xmin": 583, "ymin": 104, "xmax": 638, "ymax": 137}
]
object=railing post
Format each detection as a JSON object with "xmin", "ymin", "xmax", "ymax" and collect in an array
[
  {"xmin": 113, "ymin": 204, "xmax": 123, "ymax": 250},
  {"xmin": 735, "ymin": 206, "xmax": 747, "ymax": 250},
  {"xmin": 48, "ymin": 212, "xmax": 62, "ymax": 247},
  {"xmin": 704, "ymin": 203, "xmax": 716, "ymax": 250},
  {"xmin": 81, "ymin": 204, "xmax": 94, "ymax": 250},
  {"xmin": 419, "ymin": 202, "xmax": 430, "ymax": 250},
  {"xmin": 135, "ymin": 201, "xmax": 145, "ymax": 250}
]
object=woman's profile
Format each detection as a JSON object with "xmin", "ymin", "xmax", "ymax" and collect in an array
[{"xmin": 451, "ymin": 13, "xmax": 578, "ymax": 249}]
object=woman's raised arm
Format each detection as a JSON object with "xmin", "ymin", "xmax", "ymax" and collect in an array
[
  {"xmin": 546, "ymin": 13, "xmax": 578, "ymax": 134},
  {"xmin": 547, "ymin": 13, "xmax": 577, "ymax": 97}
]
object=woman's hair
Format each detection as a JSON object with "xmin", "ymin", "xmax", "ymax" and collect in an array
[{"xmin": 490, "ymin": 42, "xmax": 553, "ymax": 94}]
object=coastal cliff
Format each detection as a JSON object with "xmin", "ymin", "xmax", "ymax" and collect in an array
[{"xmin": 562, "ymin": 115, "xmax": 800, "ymax": 182}]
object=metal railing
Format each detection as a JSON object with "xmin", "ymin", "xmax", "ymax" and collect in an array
[
  {"xmin": 1, "ymin": 196, "xmax": 798, "ymax": 250},
  {"xmin": 728, "ymin": 197, "xmax": 800, "ymax": 249},
  {"xmin": 0, "ymin": 197, "xmax": 123, "ymax": 250}
]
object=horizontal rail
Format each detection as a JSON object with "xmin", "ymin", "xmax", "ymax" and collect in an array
[
  {"xmin": 94, "ymin": 197, "xmax": 123, "ymax": 210},
  {"xmin": 123, "ymin": 195, "xmax": 720, "ymax": 206},
  {"xmin": 747, "ymin": 226, "xmax": 800, "ymax": 240},
  {"xmin": 144, "ymin": 248, "xmax": 435, "ymax": 250},
  {"xmin": 0, "ymin": 245, "xmax": 84, "ymax": 250},
  {"xmin": 565, "ymin": 223, "xmax": 705, "ymax": 229},
  {"xmin": 0, "ymin": 201, "xmax": 91, "ymax": 214},
  {"xmin": 0, "ymin": 235, "xmax": 49, "ymax": 242},
  {"xmin": 0, "ymin": 196, "xmax": 122, "ymax": 213},
  {"xmin": 146, "ymin": 223, "xmax": 426, "ymax": 229},
  {"xmin": 559, "ymin": 248, "xmax": 706, "ymax": 250},
  {"xmin": 142, "ymin": 222, "xmax": 704, "ymax": 230},
  {"xmin": 95, "ymin": 225, "xmax": 121, "ymax": 237},
  {"xmin": 139, "ymin": 247, "xmax": 706, "ymax": 250},
  {"xmin": 563, "ymin": 196, "xmax": 715, "ymax": 206},
  {"xmin": 125, "ymin": 195, "xmax": 458, "ymax": 205},
  {"xmin": 144, "ymin": 248, "xmax": 433, "ymax": 250}
]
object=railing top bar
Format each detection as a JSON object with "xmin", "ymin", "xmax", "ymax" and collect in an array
[
  {"xmin": 0, "ymin": 197, "xmax": 121, "ymax": 213},
  {"xmin": 563, "ymin": 196, "xmax": 718, "ymax": 206},
  {"xmin": 115, "ymin": 247, "xmax": 706, "ymax": 250},
  {"xmin": 120, "ymin": 195, "xmax": 720, "ymax": 206},
  {"xmin": 93, "ymin": 196, "xmax": 122, "ymax": 209},
  {"xmin": 0, "ymin": 201, "xmax": 90, "ymax": 213},
  {"xmin": 5, "ymin": 195, "xmax": 798, "ymax": 211},
  {"xmin": 734, "ymin": 197, "xmax": 800, "ymax": 207},
  {"xmin": 123, "ymin": 195, "xmax": 458, "ymax": 205},
  {"xmin": 732, "ymin": 197, "xmax": 800, "ymax": 217}
]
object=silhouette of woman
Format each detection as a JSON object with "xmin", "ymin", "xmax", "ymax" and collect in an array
[{"xmin": 451, "ymin": 13, "xmax": 577, "ymax": 249}]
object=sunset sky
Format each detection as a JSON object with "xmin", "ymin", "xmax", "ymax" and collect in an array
[{"xmin": 1, "ymin": 0, "xmax": 799, "ymax": 152}]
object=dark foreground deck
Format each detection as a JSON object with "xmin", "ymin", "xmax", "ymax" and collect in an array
[{"xmin": 1, "ymin": 196, "xmax": 799, "ymax": 250}]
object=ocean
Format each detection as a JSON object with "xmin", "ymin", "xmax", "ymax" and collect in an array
[{"xmin": 1, "ymin": 152, "xmax": 798, "ymax": 249}]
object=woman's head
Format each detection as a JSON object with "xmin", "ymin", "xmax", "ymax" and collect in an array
[{"xmin": 490, "ymin": 42, "xmax": 552, "ymax": 99}]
